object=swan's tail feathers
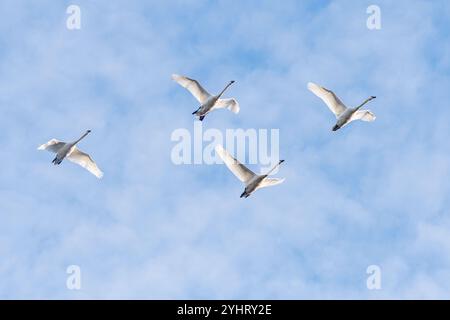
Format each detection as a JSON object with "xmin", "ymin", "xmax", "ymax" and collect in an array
[{"xmin": 199, "ymin": 115, "xmax": 205, "ymax": 121}]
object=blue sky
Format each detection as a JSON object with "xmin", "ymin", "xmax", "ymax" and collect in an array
[{"xmin": 1, "ymin": 0, "xmax": 450, "ymax": 299}]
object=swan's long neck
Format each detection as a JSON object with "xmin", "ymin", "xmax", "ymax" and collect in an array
[
  {"xmin": 217, "ymin": 81, "xmax": 234, "ymax": 98},
  {"xmin": 73, "ymin": 131, "xmax": 90, "ymax": 145},
  {"xmin": 355, "ymin": 96, "xmax": 375, "ymax": 111},
  {"xmin": 265, "ymin": 160, "xmax": 284, "ymax": 176}
]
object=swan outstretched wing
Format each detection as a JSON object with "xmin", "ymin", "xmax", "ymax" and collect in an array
[
  {"xmin": 172, "ymin": 74, "xmax": 211, "ymax": 104},
  {"xmin": 307, "ymin": 82, "xmax": 347, "ymax": 117},
  {"xmin": 215, "ymin": 145, "xmax": 255, "ymax": 184},
  {"xmin": 67, "ymin": 147, "xmax": 103, "ymax": 179},
  {"xmin": 351, "ymin": 110, "xmax": 376, "ymax": 122},
  {"xmin": 258, "ymin": 178, "xmax": 285, "ymax": 189},
  {"xmin": 37, "ymin": 139, "xmax": 66, "ymax": 153},
  {"xmin": 213, "ymin": 98, "xmax": 240, "ymax": 114}
]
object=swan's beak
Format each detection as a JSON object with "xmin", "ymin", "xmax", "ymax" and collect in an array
[
  {"xmin": 279, "ymin": 160, "xmax": 285, "ymax": 165},
  {"xmin": 371, "ymin": 96, "xmax": 376, "ymax": 99},
  {"xmin": 240, "ymin": 191, "xmax": 246, "ymax": 198},
  {"xmin": 230, "ymin": 80, "xmax": 235, "ymax": 84},
  {"xmin": 332, "ymin": 124, "xmax": 340, "ymax": 131},
  {"xmin": 87, "ymin": 130, "xmax": 92, "ymax": 133}
]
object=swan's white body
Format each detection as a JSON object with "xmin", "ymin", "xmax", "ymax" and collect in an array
[
  {"xmin": 38, "ymin": 130, "xmax": 103, "ymax": 178},
  {"xmin": 307, "ymin": 82, "xmax": 376, "ymax": 131},
  {"xmin": 172, "ymin": 74, "xmax": 239, "ymax": 121},
  {"xmin": 215, "ymin": 145, "xmax": 285, "ymax": 198}
]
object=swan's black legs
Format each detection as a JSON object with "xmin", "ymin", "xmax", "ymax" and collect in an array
[
  {"xmin": 52, "ymin": 157, "xmax": 62, "ymax": 165},
  {"xmin": 240, "ymin": 191, "xmax": 249, "ymax": 198}
]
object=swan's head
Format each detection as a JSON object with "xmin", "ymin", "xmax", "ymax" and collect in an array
[
  {"xmin": 230, "ymin": 80, "xmax": 235, "ymax": 85},
  {"xmin": 86, "ymin": 130, "xmax": 92, "ymax": 134},
  {"xmin": 332, "ymin": 124, "xmax": 340, "ymax": 131},
  {"xmin": 369, "ymin": 96, "xmax": 376, "ymax": 100}
]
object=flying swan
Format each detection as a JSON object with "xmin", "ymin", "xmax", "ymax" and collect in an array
[
  {"xmin": 172, "ymin": 74, "xmax": 239, "ymax": 121},
  {"xmin": 38, "ymin": 130, "xmax": 103, "ymax": 178},
  {"xmin": 215, "ymin": 145, "xmax": 285, "ymax": 198},
  {"xmin": 307, "ymin": 82, "xmax": 376, "ymax": 131}
]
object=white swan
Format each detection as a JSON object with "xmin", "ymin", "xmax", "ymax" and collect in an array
[
  {"xmin": 38, "ymin": 130, "xmax": 103, "ymax": 178},
  {"xmin": 172, "ymin": 74, "xmax": 239, "ymax": 121},
  {"xmin": 307, "ymin": 82, "xmax": 376, "ymax": 131},
  {"xmin": 215, "ymin": 145, "xmax": 285, "ymax": 198}
]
